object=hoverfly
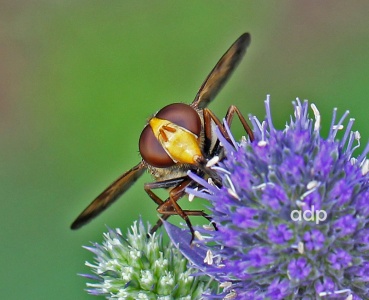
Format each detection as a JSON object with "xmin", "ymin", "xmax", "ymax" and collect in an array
[{"xmin": 71, "ymin": 33, "xmax": 254, "ymax": 241}]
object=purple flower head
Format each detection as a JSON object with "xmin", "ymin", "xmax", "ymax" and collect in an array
[{"xmin": 167, "ymin": 96, "xmax": 369, "ymax": 299}]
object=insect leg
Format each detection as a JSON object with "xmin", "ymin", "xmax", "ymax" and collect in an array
[
  {"xmin": 145, "ymin": 177, "xmax": 214, "ymax": 243},
  {"xmin": 150, "ymin": 214, "xmax": 171, "ymax": 235},
  {"xmin": 203, "ymin": 107, "xmax": 254, "ymax": 145},
  {"xmin": 224, "ymin": 105, "xmax": 254, "ymax": 141},
  {"xmin": 203, "ymin": 108, "xmax": 231, "ymax": 160},
  {"xmin": 162, "ymin": 179, "xmax": 219, "ymax": 243},
  {"xmin": 203, "ymin": 108, "xmax": 222, "ymax": 154},
  {"xmin": 144, "ymin": 176, "xmax": 190, "ymax": 234},
  {"xmin": 144, "ymin": 176, "xmax": 187, "ymax": 206}
]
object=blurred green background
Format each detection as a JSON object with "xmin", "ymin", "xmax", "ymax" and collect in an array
[{"xmin": 2, "ymin": 1, "xmax": 369, "ymax": 299}]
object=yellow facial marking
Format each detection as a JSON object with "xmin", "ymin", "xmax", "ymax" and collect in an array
[{"xmin": 149, "ymin": 117, "xmax": 202, "ymax": 165}]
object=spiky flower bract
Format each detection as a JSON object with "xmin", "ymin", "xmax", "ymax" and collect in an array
[
  {"xmin": 82, "ymin": 220, "xmax": 210, "ymax": 299},
  {"xmin": 172, "ymin": 96, "xmax": 369, "ymax": 299}
]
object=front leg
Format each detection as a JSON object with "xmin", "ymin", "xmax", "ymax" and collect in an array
[
  {"xmin": 144, "ymin": 176, "xmax": 187, "ymax": 206},
  {"xmin": 157, "ymin": 179, "xmax": 216, "ymax": 243},
  {"xmin": 145, "ymin": 177, "xmax": 214, "ymax": 243},
  {"xmin": 144, "ymin": 176, "xmax": 190, "ymax": 234}
]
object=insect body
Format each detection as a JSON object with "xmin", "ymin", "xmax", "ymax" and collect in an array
[{"xmin": 71, "ymin": 33, "xmax": 254, "ymax": 241}]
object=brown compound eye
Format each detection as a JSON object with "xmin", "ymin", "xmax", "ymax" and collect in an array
[
  {"xmin": 139, "ymin": 103, "xmax": 202, "ymax": 168},
  {"xmin": 139, "ymin": 125, "xmax": 173, "ymax": 168},
  {"xmin": 156, "ymin": 103, "xmax": 201, "ymax": 136}
]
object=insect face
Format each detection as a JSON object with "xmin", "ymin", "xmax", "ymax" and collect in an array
[{"xmin": 139, "ymin": 103, "xmax": 203, "ymax": 167}]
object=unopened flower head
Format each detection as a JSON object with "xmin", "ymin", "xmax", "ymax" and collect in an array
[
  {"xmin": 82, "ymin": 220, "xmax": 209, "ymax": 299},
  {"xmin": 180, "ymin": 96, "xmax": 369, "ymax": 299}
]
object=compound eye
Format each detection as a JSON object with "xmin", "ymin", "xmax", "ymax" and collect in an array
[
  {"xmin": 139, "ymin": 125, "xmax": 174, "ymax": 168},
  {"xmin": 156, "ymin": 103, "xmax": 201, "ymax": 136}
]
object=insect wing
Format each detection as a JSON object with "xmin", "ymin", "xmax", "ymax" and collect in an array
[
  {"xmin": 192, "ymin": 33, "xmax": 251, "ymax": 109},
  {"xmin": 71, "ymin": 161, "xmax": 146, "ymax": 229}
]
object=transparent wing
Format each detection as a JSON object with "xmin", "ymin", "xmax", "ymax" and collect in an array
[
  {"xmin": 71, "ymin": 161, "xmax": 146, "ymax": 229},
  {"xmin": 192, "ymin": 33, "xmax": 251, "ymax": 109}
]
